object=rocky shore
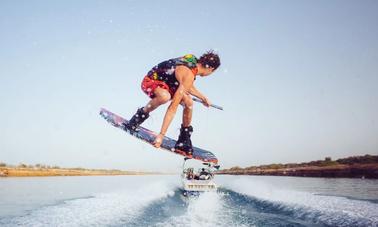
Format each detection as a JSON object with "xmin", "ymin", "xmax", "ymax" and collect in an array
[
  {"xmin": 217, "ymin": 155, "xmax": 378, "ymax": 179},
  {"xmin": 0, "ymin": 166, "xmax": 158, "ymax": 177}
]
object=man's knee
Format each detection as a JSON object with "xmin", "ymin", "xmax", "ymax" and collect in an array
[
  {"xmin": 158, "ymin": 92, "xmax": 171, "ymax": 104},
  {"xmin": 153, "ymin": 87, "xmax": 171, "ymax": 103},
  {"xmin": 183, "ymin": 97, "xmax": 193, "ymax": 109}
]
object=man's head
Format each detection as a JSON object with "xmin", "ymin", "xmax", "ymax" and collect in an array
[{"xmin": 197, "ymin": 50, "xmax": 221, "ymax": 77}]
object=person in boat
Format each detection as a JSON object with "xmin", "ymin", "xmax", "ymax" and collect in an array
[
  {"xmin": 186, "ymin": 168, "xmax": 195, "ymax": 180},
  {"xmin": 123, "ymin": 51, "xmax": 221, "ymax": 155},
  {"xmin": 199, "ymin": 168, "xmax": 210, "ymax": 180}
]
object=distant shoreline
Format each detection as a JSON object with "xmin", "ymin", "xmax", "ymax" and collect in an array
[
  {"xmin": 0, "ymin": 167, "xmax": 162, "ymax": 177},
  {"xmin": 217, "ymin": 163, "xmax": 378, "ymax": 179},
  {"xmin": 217, "ymin": 155, "xmax": 378, "ymax": 179}
]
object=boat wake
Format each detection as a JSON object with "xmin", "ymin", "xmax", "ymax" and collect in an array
[
  {"xmin": 0, "ymin": 181, "xmax": 175, "ymax": 227},
  {"xmin": 1, "ymin": 176, "xmax": 377, "ymax": 227},
  {"xmin": 220, "ymin": 177, "xmax": 378, "ymax": 227}
]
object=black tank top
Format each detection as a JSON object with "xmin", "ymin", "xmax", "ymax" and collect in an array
[{"xmin": 147, "ymin": 54, "xmax": 198, "ymax": 94}]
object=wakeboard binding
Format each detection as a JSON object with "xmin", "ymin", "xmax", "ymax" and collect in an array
[
  {"xmin": 123, "ymin": 107, "xmax": 149, "ymax": 132},
  {"xmin": 175, "ymin": 124, "xmax": 194, "ymax": 155}
]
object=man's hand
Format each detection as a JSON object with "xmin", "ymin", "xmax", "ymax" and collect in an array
[
  {"xmin": 153, "ymin": 133, "xmax": 165, "ymax": 148},
  {"xmin": 202, "ymin": 96, "xmax": 211, "ymax": 107},
  {"xmin": 189, "ymin": 85, "xmax": 210, "ymax": 108}
]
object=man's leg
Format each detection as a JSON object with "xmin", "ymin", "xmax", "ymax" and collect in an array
[
  {"xmin": 143, "ymin": 87, "xmax": 171, "ymax": 113},
  {"xmin": 175, "ymin": 94, "xmax": 194, "ymax": 154},
  {"xmin": 125, "ymin": 87, "xmax": 171, "ymax": 131},
  {"xmin": 181, "ymin": 94, "xmax": 193, "ymax": 127}
]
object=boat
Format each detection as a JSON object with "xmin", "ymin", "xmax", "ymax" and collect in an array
[{"xmin": 181, "ymin": 158, "xmax": 219, "ymax": 196}]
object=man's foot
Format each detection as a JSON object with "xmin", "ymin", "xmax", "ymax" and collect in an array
[
  {"xmin": 123, "ymin": 108, "xmax": 149, "ymax": 132},
  {"xmin": 175, "ymin": 124, "xmax": 193, "ymax": 155}
]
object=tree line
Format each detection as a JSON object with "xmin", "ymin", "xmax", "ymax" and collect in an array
[{"xmin": 227, "ymin": 154, "xmax": 378, "ymax": 171}]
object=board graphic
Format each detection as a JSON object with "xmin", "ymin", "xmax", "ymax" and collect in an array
[{"xmin": 99, "ymin": 108, "xmax": 218, "ymax": 164}]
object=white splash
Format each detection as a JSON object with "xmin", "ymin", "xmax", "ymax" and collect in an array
[
  {"xmin": 4, "ymin": 181, "xmax": 175, "ymax": 227},
  {"xmin": 156, "ymin": 192, "xmax": 249, "ymax": 227},
  {"xmin": 220, "ymin": 176, "xmax": 378, "ymax": 226}
]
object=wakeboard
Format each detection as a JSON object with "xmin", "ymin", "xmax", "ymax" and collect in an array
[{"xmin": 99, "ymin": 108, "xmax": 218, "ymax": 164}]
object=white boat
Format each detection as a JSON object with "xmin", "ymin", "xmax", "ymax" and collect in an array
[{"xmin": 181, "ymin": 158, "xmax": 219, "ymax": 196}]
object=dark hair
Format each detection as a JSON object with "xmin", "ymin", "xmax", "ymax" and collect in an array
[{"xmin": 198, "ymin": 50, "xmax": 221, "ymax": 70}]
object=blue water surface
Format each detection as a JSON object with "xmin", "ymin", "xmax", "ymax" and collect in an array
[{"xmin": 0, "ymin": 175, "xmax": 377, "ymax": 227}]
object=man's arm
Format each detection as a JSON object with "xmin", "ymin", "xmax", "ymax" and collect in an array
[
  {"xmin": 189, "ymin": 85, "xmax": 211, "ymax": 107},
  {"xmin": 189, "ymin": 85, "xmax": 205, "ymax": 100},
  {"xmin": 153, "ymin": 66, "xmax": 194, "ymax": 147}
]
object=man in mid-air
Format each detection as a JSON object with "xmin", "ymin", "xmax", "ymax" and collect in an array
[{"xmin": 123, "ymin": 51, "xmax": 221, "ymax": 155}]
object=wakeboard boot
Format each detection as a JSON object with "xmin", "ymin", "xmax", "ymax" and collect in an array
[
  {"xmin": 175, "ymin": 124, "xmax": 194, "ymax": 155},
  {"xmin": 123, "ymin": 107, "xmax": 149, "ymax": 132}
]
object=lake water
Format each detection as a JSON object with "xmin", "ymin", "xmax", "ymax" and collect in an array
[{"xmin": 0, "ymin": 175, "xmax": 377, "ymax": 226}]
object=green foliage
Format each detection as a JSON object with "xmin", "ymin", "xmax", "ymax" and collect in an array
[
  {"xmin": 18, "ymin": 163, "xmax": 27, "ymax": 168},
  {"xmin": 260, "ymin": 164, "xmax": 284, "ymax": 169},
  {"xmin": 337, "ymin": 154, "xmax": 378, "ymax": 164},
  {"xmin": 229, "ymin": 166, "xmax": 242, "ymax": 171},
  {"xmin": 223, "ymin": 154, "xmax": 378, "ymax": 172}
]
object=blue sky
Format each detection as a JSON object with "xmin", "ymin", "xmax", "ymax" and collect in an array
[{"xmin": 1, "ymin": 0, "xmax": 377, "ymax": 171}]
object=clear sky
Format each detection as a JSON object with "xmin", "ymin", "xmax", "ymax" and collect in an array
[{"xmin": 1, "ymin": 0, "xmax": 377, "ymax": 171}]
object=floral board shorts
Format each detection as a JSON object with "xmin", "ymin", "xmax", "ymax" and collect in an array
[{"xmin": 141, "ymin": 76, "xmax": 175, "ymax": 99}]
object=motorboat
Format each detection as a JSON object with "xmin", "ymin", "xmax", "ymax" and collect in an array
[{"xmin": 181, "ymin": 158, "xmax": 219, "ymax": 196}]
